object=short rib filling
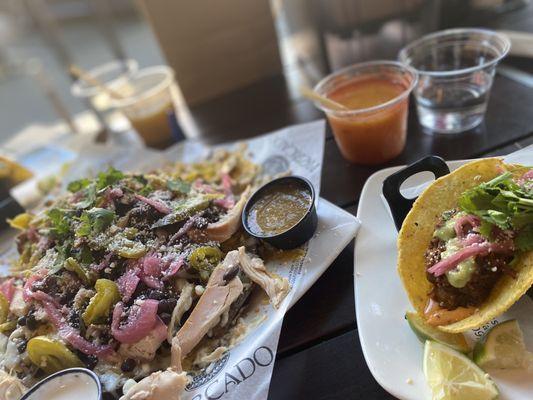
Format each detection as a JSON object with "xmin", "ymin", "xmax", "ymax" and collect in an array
[{"xmin": 424, "ymin": 212, "xmax": 514, "ymax": 311}]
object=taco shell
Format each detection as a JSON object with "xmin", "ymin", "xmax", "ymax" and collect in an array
[{"xmin": 397, "ymin": 158, "xmax": 533, "ymax": 333}]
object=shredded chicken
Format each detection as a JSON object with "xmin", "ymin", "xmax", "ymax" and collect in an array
[
  {"xmin": 176, "ymin": 252, "xmax": 244, "ymax": 358},
  {"xmin": 204, "ymin": 186, "xmax": 251, "ymax": 242},
  {"xmin": 121, "ymin": 332, "xmax": 187, "ymax": 400},
  {"xmin": 237, "ymin": 247, "xmax": 289, "ymax": 308},
  {"xmin": 119, "ymin": 328, "xmax": 166, "ymax": 362},
  {"xmin": 119, "ymin": 368, "xmax": 188, "ymax": 400},
  {"xmin": 8, "ymin": 288, "xmax": 28, "ymax": 318},
  {"xmin": 170, "ymin": 337, "xmax": 183, "ymax": 372},
  {"xmin": 167, "ymin": 282, "xmax": 194, "ymax": 343}
]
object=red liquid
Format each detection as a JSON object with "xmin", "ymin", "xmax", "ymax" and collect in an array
[{"xmin": 327, "ymin": 76, "xmax": 409, "ymax": 165}]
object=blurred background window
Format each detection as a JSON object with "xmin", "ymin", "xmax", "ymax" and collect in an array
[{"xmin": 0, "ymin": 0, "xmax": 532, "ymax": 145}]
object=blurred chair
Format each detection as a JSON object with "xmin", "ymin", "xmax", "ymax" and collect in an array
[{"xmin": 137, "ymin": 0, "xmax": 283, "ymax": 106}]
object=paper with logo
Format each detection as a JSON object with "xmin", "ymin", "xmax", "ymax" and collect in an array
[{"xmin": 0, "ymin": 120, "xmax": 360, "ymax": 400}]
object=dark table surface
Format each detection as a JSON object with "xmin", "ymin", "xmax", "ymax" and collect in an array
[{"xmin": 186, "ymin": 59, "xmax": 533, "ymax": 400}]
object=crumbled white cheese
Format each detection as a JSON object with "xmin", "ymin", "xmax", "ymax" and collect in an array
[{"xmin": 194, "ymin": 285, "xmax": 205, "ymax": 296}]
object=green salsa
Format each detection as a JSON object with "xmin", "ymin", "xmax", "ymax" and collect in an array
[
  {"xmin": 247, "ymin": 183, "xmax": 311, "ymax": 236},
  {"xmin": 442, "ymin": 239, "xmax": 476, "ymax": 288}
]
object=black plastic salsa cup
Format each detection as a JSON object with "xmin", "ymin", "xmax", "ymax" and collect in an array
[{"xmin": 242, "ymin": 176, "xmax": 317, "ymax": 250}]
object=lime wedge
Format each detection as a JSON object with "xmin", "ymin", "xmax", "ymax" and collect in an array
[
  {"xmin": 424, "ymin": 340, "xmax": 499, "ymax": 400},
  {"xmin": 474, "ymin": 319, "xmax": 529, "ymax": 369},
  {"xmin": 406, "ymin": 312, "xmax": 470, "ymax": 353}
]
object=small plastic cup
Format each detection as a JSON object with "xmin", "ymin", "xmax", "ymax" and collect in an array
[
  {"xmin": 71, "ymin": 59, "xmax": 138, "ymax": 116},
  {"xmin": 314, "ymin": 61, "xmax": 418, "ymax": 165},
  {"xmin": 110, "ymin": 66, "xmax": 179, "ymax": 148},
  {"xmin": 399, "ymin": 28, "xmax": 510, "ymax": 134}
]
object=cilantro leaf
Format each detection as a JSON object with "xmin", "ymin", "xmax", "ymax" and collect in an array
[
  {"xmin": 76, "ymin": 208, "xmax": 115, "ymax": 237},
  {"xmin": 96, "ymin": 167, "xmax": 124, "ymax": 190},
  {"xmin": 67, "ymin": 178, "xmax": 91, "ymax": 193},
  {"xmin": 515, "ymin": 226, "xmax": 533, "ymax": 252},
  {"xmin": 74, "ymin": 183, "xmax": 97, "ymax": 209},
  {"xmin": 477, "ymin": 220, "xmax": 494, "ymax": 239},
  {"xmin": 167, "ymin": 179, "xmax": 191, "ymax": 194},
  {"xmin": 46, "ymin": 208, "xmax": 71, "ymax": 238},
  {"xmin": 459, "ymin": 170, "xmax": 533, "ymax": 235}
]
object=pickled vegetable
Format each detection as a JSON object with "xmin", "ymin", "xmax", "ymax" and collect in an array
[
  {"xmin": 0, "ymin": 320, "xmax": 16, "ymax": 333},
  {"xmin": 7, "ymin": 213, "xmax": 33, "ymax": 230},
  {"xmin": 27, "ymin": 336, "xmax": 83, "ymax": 374},
  {"xmin": 189, "ymin": 246, "xmax": 223, "ymax": 281},
  {"xmin": 0, "ymin": 293, "xmax": 8, "ymax": 324},
  {"xmin": 83, "ymin": 279, "xmax": 120, "ymax": 325},
  {"xmin": 109, "ymin": 235, "xmax": 147, "ymax": 259},
  {"xmin": 64, "ymin": 257, "xmax": 90, "ymax": 285}
]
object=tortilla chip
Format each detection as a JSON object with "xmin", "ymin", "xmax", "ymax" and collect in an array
[{"xmin": 397, "ymin": 158, "xmax": 533, "ymax": 333}]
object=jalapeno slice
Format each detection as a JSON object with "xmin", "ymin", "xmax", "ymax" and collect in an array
[
  {"xmin": 27, "ymin": 336, "xmax": 83, "ymax": 374},
  {"xmin": 82, "ymin": 279, "xmax": 120, "ymax": 325},
  {"xmin": 64, "ymin": 257, "xmax": 90, "ymax": 285},
  {"xmin": 0, "ymin": 320, "xmax": 16, "ymax": 333},
  {"xmin": 0, "ymin": 293, "xmax": 8, "ymax": 324},
  {"xmin": 7, "ymin": 213, "xmax": 33, "ymax": 230},
  {"xmin": 109, "ymin": 235, "xmax": 147, "ymax": 259},
  {"xmin": 189, "ymin": 246, "xmax": 223, "ymax": 282}
]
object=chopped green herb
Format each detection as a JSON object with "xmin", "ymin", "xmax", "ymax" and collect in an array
[
  {"xmin": 67, "ymin": 178, "xmax": 91, "ymax": 193},
  {"xmin": 167, "ymin": 179, "xmax": 191, "ymax": 194},
  {"xmin": 76, "ymin": 208, "xmax": 115, "ymax": 237},
  {"xmin": 459, "ymin": 169, "xmax": 533, "ymax": 251},
  {"xmin": 46, "ymin": 209, "xmax": 71, "ymax": 238},
  {"xmin": 96, "ymin": 167, "xmax": 124, "ymax": 190}
]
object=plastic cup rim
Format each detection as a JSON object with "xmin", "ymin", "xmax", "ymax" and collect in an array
[
  {"xmin": 70, "ymin": 59, "xmax": 138, "ymax": 98},
  {"xmin": 110, "ymin": 65, "xmax": 175, "ymax": 109},
  {"xmin": 398, "ymin": 28, "xmax": 511, "ymax": 77},
  {"xmin": 312, "ymin": 60, "xmax": 419, "ymax": 116}
]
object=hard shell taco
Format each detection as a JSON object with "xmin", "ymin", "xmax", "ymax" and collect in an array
[{"xmin": 397, "ymin": 158, "xmax": 533, "ymax": 333}]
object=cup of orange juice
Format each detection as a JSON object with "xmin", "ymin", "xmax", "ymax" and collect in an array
[
  {"xmin": 313, "ymin": 61, "xmax": 418, "ymax": 165},
  {"xmin": 111, "ymin": 66, "xmax": 180, "ymax": 148}
]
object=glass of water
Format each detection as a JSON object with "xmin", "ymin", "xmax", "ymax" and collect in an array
[{"xmin": 399, "ymin": 29, "xmax": 510, "ymax": 134}]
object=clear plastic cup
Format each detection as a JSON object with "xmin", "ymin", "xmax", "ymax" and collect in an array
[
  {"xmin": 110, "ymin": 66, "xmax": 179, "ymax": 148},
  {"xmin": 314, "ymin": 61, "xmax": 418, "ymax": 165},
  {"xmin": 71, "ymin": 59, "xmax": 138, "ymax": 116},
  {"xmin": 399, "ymin": 28, "xmax": 510, "ymax": 134}
]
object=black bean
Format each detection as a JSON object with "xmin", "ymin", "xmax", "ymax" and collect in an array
[
  {"xmin": 146, "ymin": 290, "xmax": 166, "ymax": 301},
  {"xmin": 26, "ymin": 314, "xmax": 38, "ymax": 331},
  {"xmin": 68, "ymin": 310, "xmax": 81, "ymax": 330},
  {"xmin": 121, "ymin": 358, "xmax": 136, "ymax": 372},
  {"xmin": 17, "ymin": 340, "xmax": 27, "ymax": 353},
  {"xmin": 157, "ymin": 298, "xmax": 177, "ymax": 314},
  {"xmin": 76, "ymin": 352, "xmax": 98, "ymax": 370},
  {"xmin": 159, "ymin": 312, "xmax": 171, "ymax": 325}
]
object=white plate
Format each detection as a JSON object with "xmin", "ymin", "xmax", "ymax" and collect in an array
[{"xmin": 354, "ymin": 160, "xmax": 533, "ymax": 400}]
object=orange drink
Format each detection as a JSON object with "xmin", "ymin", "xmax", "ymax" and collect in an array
[{"xmin": 314, "ymin": 61, "xmax": 418, "ymax": 165}]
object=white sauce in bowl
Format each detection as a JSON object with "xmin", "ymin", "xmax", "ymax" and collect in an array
[{"xmin": 24, "ymin": 372, "xmax": 99, "ymax": 400}]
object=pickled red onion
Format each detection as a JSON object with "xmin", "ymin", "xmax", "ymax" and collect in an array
[
  {"xmin": 41, "ymin": 300, "xmax": 114, "ymax": 357},
  {"xmin": 0, "ymin": 279, "xmax": 15, "ymax": 302},
  {"xmin": 111, "ymin": 299, "xmax": 159, "ymax": 344},
  {"xmin": 454, "ymin": 214, "xmax": 480, "ymax": 238},
  {"xmin": 134, "ymin": 194, "xmax": 171, "ymax": 214},
  {"xmin": 428, "ymin": 241, "xmax": 513, "ymax": 276}
]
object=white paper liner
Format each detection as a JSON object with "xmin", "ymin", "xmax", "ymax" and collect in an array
[{"xmin": 2, "ymin": 120, "xmax": 361, "ymax": 400}]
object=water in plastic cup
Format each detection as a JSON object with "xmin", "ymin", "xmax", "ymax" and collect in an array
[{"xmin": 399, "ymin": 29, "xmax": 510, "ymax": 134}]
